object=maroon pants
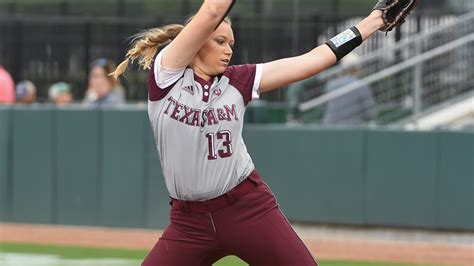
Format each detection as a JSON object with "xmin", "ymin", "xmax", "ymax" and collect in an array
[{"xmin": 142, "ymin": 171, "xmax": 317, "ymax": 266}]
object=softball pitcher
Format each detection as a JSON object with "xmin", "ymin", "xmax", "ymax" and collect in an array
[{"xmin": 111, "ymin": 1, "xmax": 418, "ymax": 265}]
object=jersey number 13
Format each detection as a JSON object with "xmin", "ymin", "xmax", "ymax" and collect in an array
[{"xmin": 205, "ymin": 130, "xmax": 233, "ymax": 160}]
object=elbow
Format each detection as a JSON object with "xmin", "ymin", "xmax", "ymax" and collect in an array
[
  {"xmin": 206, "ymin": 10, "xmax": 222, "ymax": 22},
  {"xmin": 205, "ymin": 0, "xmax": 232, "ymax": 20}
]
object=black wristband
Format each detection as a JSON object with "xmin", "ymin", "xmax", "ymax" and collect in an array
[{"xmin": 325, "ymin": 26, "xmax": 363, "ymax": 61}]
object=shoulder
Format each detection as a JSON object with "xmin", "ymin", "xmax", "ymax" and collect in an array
[
  {"xmin": 223, "ymin": 64, "xmax": 257, "ymax": 82},
  {"xmin": 148, "ymin": 49, "xmax": 187, "ymax": 102},
  {"xmin": 222, "ymin": 64, "xmax": 263, "ymax": 106}
]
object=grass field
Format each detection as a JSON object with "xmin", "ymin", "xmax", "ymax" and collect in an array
[{"xmin": 0, "ymin": 242, "xmax": 439, "ymax": 266}]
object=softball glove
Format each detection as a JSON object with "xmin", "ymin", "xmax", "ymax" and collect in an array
[{"xmin": 373, "ymin": 0, "xmax": 420, "ymax": 32}]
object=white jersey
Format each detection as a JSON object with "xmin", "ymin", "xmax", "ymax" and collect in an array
[{"xmin": 148, "ymin": 48, "xmax": 263, "ymax": 201}]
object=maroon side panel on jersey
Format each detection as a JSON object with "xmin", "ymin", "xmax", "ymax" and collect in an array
[{"xmin": 224, "ymin": 64, "xmax": 257, "ymax": 106}]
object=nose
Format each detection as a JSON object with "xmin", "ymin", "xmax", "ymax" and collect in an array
[{"xmin": 225, "ymin": 44, "xmax": 233, "ymax": 56}]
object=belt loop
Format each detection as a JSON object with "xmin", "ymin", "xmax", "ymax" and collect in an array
[
  {"xmin": 181, "ymin": 200, "xmax": 190, "ymax": 213},
  {"xmin": 247, "ymin": 170, "xmax": 262, "ymax": 186}
]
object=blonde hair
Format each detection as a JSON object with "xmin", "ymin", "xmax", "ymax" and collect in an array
[{"xmin": 110, "ymin": 16, "xmax": 231, "ymax": 79}]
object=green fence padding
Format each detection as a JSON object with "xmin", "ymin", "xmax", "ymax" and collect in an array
[
  {"xmin": 436, "ymin": 132, "xmax": 474, "ymax": 230},
  {"xmin": 366, "ymin": 130, "xmax": 438, "ymax": 228},
  {"xmin": 3, "ymin": 107, "xmax": 474, "ymax": 231},
  {"xmin": 0, "ymin": 106, "xmax": 12, "ymax": 221},
  {"xmin": 99, "ymin": 109, "xmax": 147, "ymax": 228},
  {"xmin": 56, "ymin": 109, "xmax": 100, "ymax": 226},
  {"xmin": 267, "ymin": 107, "xmax": 288, "ymax": 123},
  {"xmin": 11, "ymin": 107, "xmax": 55, "ymax": 223},
  {"xmin": 144, "ymin": 124, "xmax": 170, "ymax": 229},
  {"xmin": 244, "ymin": 126, "xmax": 366, "ymax": 225}
]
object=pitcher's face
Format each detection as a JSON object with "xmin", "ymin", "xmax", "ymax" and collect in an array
[{"xmin": 192, "ymin": 22, "xmax": 234, "ymax": 77}]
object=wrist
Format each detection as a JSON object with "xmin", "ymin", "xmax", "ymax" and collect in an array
[
  {"xmin": 325, "ymin": 27, "xmax": 362, "ymax": 61},
  {"xmin": 356, "ymin": 10, "xmax": 385, "ymax": 41}
]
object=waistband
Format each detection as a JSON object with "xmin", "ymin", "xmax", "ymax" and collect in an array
[{"xmin": 170, "ymin": 169, "xmax": 263, "ymax": 213}]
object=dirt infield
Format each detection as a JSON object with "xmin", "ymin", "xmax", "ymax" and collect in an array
[{"xmin": 1, "ymin": 223, "xmax": 473, "ymax": 265}]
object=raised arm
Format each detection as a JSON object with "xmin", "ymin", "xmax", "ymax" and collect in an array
[
  {"xmin": 161, "ymin": 0, "xmax": 234, "ymax": 69},
  {"xmin": 259, "ymin": 10, "xmax": 385, "ymax": 94}
]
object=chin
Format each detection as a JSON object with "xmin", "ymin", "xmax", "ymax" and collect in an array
[
  {"xmin": 221, "ymin": 64, "xmax": 229, "ymax": 71},
  {"xmin": 213, "ymin": 67, "xmax": 227, "ymax": 76}
]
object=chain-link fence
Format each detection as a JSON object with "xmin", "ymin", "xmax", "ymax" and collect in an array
[
  {"xmin": 291, "ymin": 12, "xmax": 474, "ymax": 127},
  {"xmin": 0, "ymin": 0, "xmax": 472, "ymax": 103}
]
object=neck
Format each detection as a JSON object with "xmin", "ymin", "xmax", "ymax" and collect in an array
[{"xmin": 191, "ymin": 65, "xmax": 212, "ymax": 81}]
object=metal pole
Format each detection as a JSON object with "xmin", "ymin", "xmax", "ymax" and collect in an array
[
  {"xmin": 118, "ymin": 0, "xmax": 125, "ymax": 16},
  {"xmin": 255, "ymin": 0, "xmax": 264, "ymax": 60},
  {"xmin": 83, "ymin": 22, "xmax": 91, "ymax": 98},
  {"xmin": 334, "ymin": 0, "xmax": 340, "ymax": 14},
  {"xmin": 291, "ymin": 0, "xmax": 300, "ymax": 55},
  {"xmin": 60, "ymin": 0, "xmax": 69, "ymax": 16},
  {"xmin": 7, "ymin": 1, "xmax": 17, "ymax": 14},
  {"xmin": 288, "ymin": 0, "xmax": 301, "ymax": 122},
  {"xmin": 413, "ymin": 41, "xmax": 423, "ymax": 124},
  {"xmin": 12, "ymin": 21, "xmax": 23, "ymax": 82},
  {"xmin": 333, "ymin": 0, "xmax": 340, "ymax": 33}
]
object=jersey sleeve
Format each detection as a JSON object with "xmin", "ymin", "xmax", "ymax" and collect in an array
[
  {"xmin": 225, "ymin": 64, "xmax": 263, "ymax": 106},
  {"xmin": 149, "ymin": 47, "xmax": 186, "ymax": 101},
  {"xmin": 153, "ymin": 47, "xmax": 186, "ymax": 88}
]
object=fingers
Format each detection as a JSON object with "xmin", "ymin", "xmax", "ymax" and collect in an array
[{"xmin": 368, "ymin": 10, "xmax": 386, "ymax": 31}]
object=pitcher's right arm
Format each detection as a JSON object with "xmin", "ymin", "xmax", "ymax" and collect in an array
[{"xmin": 161, "ymin": 0, "xmax": 235, "ymax": 69}]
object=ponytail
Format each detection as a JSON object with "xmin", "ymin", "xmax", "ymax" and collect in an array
[
  {"xmin": 110, "ymin": 16, "xmax": 232, "ymax": 79},
  {"xmin": 110, "ymin": 24, "xmax": 184, "ymax": 79}
]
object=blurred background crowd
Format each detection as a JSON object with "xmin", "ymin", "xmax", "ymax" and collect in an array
[{"xmin": 0, "ymin": 58, "xmax": 124, "ymax": 107}]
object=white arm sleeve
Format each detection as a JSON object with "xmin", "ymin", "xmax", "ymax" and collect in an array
[
  {"xmin": 154, "ymin": 47, "xmax": 186, "ymax": 89},
  {"xmin": 251, "ymin": 64, "xmax": 263, "ymax": 100}
]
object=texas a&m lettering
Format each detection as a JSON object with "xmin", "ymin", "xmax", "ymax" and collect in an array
[{"xmin": 163, "ymin": 96, "xmax": 238, "ymax": 127}]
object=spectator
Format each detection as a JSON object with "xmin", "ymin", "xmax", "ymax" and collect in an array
[
  {"xmin": 83, "ymin": 58, "xmax": 125, "ymax": 107},
  {"xmin": 0, "ymin": 65, "xmax": 15, "ymax": 104},
  {"xmin": 49, "ymin": 82, "xmax": 73, "ymax": 106},
  {"xmin": 323, "ymin": 54, "xmax": 376, "ymax": 125},
  {"xmin": 15, "ymin": 80, "xmax": 37, "ymax": 104}
]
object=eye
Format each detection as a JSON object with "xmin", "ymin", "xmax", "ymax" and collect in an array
[{"xmin": 216, "ymin": 38, "xmax": 225, "ymax": 45}]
